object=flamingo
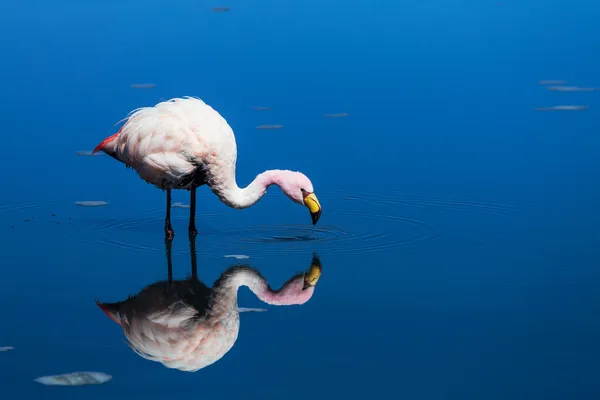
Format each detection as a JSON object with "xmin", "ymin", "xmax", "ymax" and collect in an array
[
  {"xmin": 95, "ymin": 237, "xmax": 322, "ymax": 372},
  {"xmin": 93, "ymin": 97, "xmax": 322, "ymax": 240}
]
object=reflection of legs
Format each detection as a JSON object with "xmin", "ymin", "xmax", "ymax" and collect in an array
[
  {"xmin": 190, "ymin": 234, "xmax": 198, "ymax": 280},
  {"xmin": 166, "ymin": 239, "xmax": 173, "ymax": 284},
  {"xmin": 189, "ymin": 188, "xmax": 198, "ymax": 236},
  {"xmin": 165, "ymin": 189, "xmax": 174, "ymax": 240},
  {"xmin": 164, "ymin": 238, "xmax": 174, "ymax": 296}
]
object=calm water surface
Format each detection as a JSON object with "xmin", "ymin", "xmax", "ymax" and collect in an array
[{"xmin": 2, "ymin": 0, "xmax": 600, "ymax": 399}]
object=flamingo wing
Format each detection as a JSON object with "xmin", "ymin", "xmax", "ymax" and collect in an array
[{"xmin": 114, "ymin": 97, "xmax": 236, "ymax": 189}]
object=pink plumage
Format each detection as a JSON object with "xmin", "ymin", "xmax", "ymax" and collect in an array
[
  {"xmin": 96, "ymin": 255, "xmax": 322, "ymax": 372},
  {"xmin": 93, "ymin": 97, "xmax": 322, "ymax": 239}
]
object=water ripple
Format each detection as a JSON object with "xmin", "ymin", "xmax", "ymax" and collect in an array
[
  {"xmin": 67, "ymin": 188, "xmax": 538, "ymax": 256},
  {"xmin": 326, "ymin": 188, "xmax": 538, "ymax": 217},
  {"xmin": 0, "ymin": 200, "xmax": 58, "ymax": 213},
  {"xmin": 207, "ymin": 216, "xmax": 433, "ymax": 255}
]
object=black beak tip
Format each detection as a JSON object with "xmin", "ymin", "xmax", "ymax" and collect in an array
[
  {"xmin": 311, "ymin": 252, "xmax": 322, "ymax": 268},
  {"xmin": 310, "ymin": 210, "xmax": 322, "ymax": 225}
]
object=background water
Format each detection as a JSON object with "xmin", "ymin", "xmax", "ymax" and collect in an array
[{"xmin": 1, "ymin": 0, "xmax": 600, "ymax": 398}]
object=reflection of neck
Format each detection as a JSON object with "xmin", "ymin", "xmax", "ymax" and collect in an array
[
  {"xmin": 209, "ymin": 267, "xmax": 309, "ymax": 316},
  {"xmin": 211, "ymin": 170, "xmax": 285, "ymax": 209}
]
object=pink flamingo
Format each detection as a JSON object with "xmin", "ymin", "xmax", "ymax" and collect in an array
[
  {"xmin": 93, "ymin": 97, "xmax": 322, "ymax": 240},
  {"xmin": 95, "ymin": 239, "xmax": 322, "ymax": 372}
]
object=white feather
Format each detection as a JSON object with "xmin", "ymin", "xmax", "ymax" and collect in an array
[
  {"xmin": 111, "ymin": 97, "xmax": 237, "ymax": 191},
  {"xmin": 96, "ymin": 96, "xmax": 318, "ymax": 213}
]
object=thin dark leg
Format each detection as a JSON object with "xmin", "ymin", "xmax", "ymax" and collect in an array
[
  {"xmin": 164, "ymin": 237, "xmax": 174, "ymax": 296},
  {"xmin": 189, "ymin": 188, "xmax": 198, "ymax": 236},
  {"xmin": 166, "ymin": 238, "xmax": 173, "ymax": 284},
  {"xmin": 165, "ymin": 189, "xmax": 174, "ymax": 240},
  {"xmin": 189, "ymin": 233, "xmax": 198, "ymax": 280}
]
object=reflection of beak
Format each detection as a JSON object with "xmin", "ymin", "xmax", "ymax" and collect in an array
[
  {"xmin": 303, "ymin": 192, "xmax": 322, "ymax": 225},
  {"xmin": 303, "ymin": 253, "xmax": 322, "ymax": 289}
]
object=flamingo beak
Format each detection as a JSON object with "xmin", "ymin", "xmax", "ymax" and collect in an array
[
  {"xmin": 302, "ymin": 191, "xmax": 322, "ymax": 225},
  {"xmin": 302, "ymin": 254, "xmax": 322, "ymax": 289}
]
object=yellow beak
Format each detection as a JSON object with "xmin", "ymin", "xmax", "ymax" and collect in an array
[
  {"xmin": 303, "ymin": 192, "xmax": 322, "ymax": 225},
  {"xmin": 303, "ymin": 254, "xmax": 323, "ymax": 289}
]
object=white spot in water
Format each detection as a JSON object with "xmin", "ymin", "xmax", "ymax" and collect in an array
[
  {"xmin": 323, "ymin": 113, "xmax": 349, "ymax": 118},
  {"xmin": 172, "ymin": 202, "xmax": 190, "ymax": 209},
  {"xmin": 34, "ymin": 371, "xmax": 112, "ymax": 386},
  {"xmin": 76, "ymin": 151, "xmax": 103, "ymax": 156},
  {"xmin": 224, "ymin": 254, "xmax": 250, "ymax": 260},
  {"xmin": 0, "ymin": 346, "xmax": 14, "ymax": 352},
  {"xmin": 538, "ymin": 80, "xmax": 567, "ymax": 85},
  {"xmin": 130, "ymin": 83, "xmax": 156, "ymax": 89},
  {"xmin": 535, "ymin": 105, "xmax": 589, "ymax": 111},
  {"xmin": 75, "ymin": 201, "xmax": 109, "ymax": 207},
  {"xmin": 238, "ymin": 307, "xmax": 267, "ymax": 312},
  {"xmin": 547, "ymin": 86, "xmax": 599, "ymax": 92},
  {"xmin": 256, "ymin": 124, "xmax": 284, "ymax": 130}
]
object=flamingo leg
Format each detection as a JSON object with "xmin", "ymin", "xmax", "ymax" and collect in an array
[
  {"xmin": 165, "ymin": 189, "xmax": 174, "ymax": 240},
  {"xmin": 189, "ymin": 233, "xmax": 198, "ymax": 280},
  {"xmin": 189, "ymin": 188, "xmax": 198, "ymax": 236},
  {"xmin": 164, "ymin": 237, "xmax": 174, "ymax": 296},
  {"xmin": 166, "ymin": 238, "xmax": 173, "ymax": 284}
]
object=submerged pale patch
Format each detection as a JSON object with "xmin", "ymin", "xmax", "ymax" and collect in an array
[
  {"xmin": 75, "ymin": 201, "xmax": 109, "ymax": 207},
  {"xmin": 224, "ymin": 254, "xmax": 250, "ymax": 260},
  {"xmin": 76, "ymin": 151, "xmax": 103, "ymax": 156},
  {"xmin": 130, "ymin": 83, "xmax": 156, "ymax": 89},
  {"xmin": 256, "ymin": 124, "xmax": 284, "ymax": 130},
  {"xmin": 547, "ymin": 86, "xmax": 599, "ymax": 92},
  {"xmin": 0, "ymin": 346, "xmax": 14, "ymax": 352},
  {"xmin": 535, "ymin": 105, "xmax": 589, "ymax": 111},
  {"xmin": 539, "ymin": 80, "xmax": 567, "ymax": 85},
  {"xmin": 172, "ymin": 202, "xmax": 190, "ymax": 209},
  {"xmin": 34, "ymin": 371, "xmax": 112, "ymax": 386}
]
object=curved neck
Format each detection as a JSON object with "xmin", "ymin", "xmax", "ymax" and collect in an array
[
  {"xmin": 209, "ymin": 267, "xmax": 312, "ymax": 316},
  {"xmin": 211, "ymin": 170, "xmax": 284, "ymax": 209}
]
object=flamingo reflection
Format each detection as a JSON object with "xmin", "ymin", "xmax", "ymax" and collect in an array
[{"xmin": 96, "ymin": 238, "xmax": 322, "ymax": 372}]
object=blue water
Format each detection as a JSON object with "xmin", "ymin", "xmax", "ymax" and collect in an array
[{"xmin": 2, "ymin": 0, "xmax": 600, "ymax": 398}]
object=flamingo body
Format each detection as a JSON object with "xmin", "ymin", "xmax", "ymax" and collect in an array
[
  {"xmin": 99, "ymin": 280, "xmax": 240, "ymax": 372},
  {"xmin": 98, "ymin": 97, "xmax": 236, "ymax": 191},
  {"xmin": 94, "ymin": 96, "xmax": 323, "ymax": 238},
  {"xmin": 96, "ymin": 257, "xmax": 322, "ymax": 372}
]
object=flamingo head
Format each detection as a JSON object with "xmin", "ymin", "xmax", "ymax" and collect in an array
[
  {"xmin": 276, "ymin": 254, "xmax": 323, "ymax": 305},
  {"xmin": 275, "ymin": 170, "xmax": 322, "ymax": 225},
  {"xmin": 302, "ymin": 253, "xmax": 323, "ymax": 289}
]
